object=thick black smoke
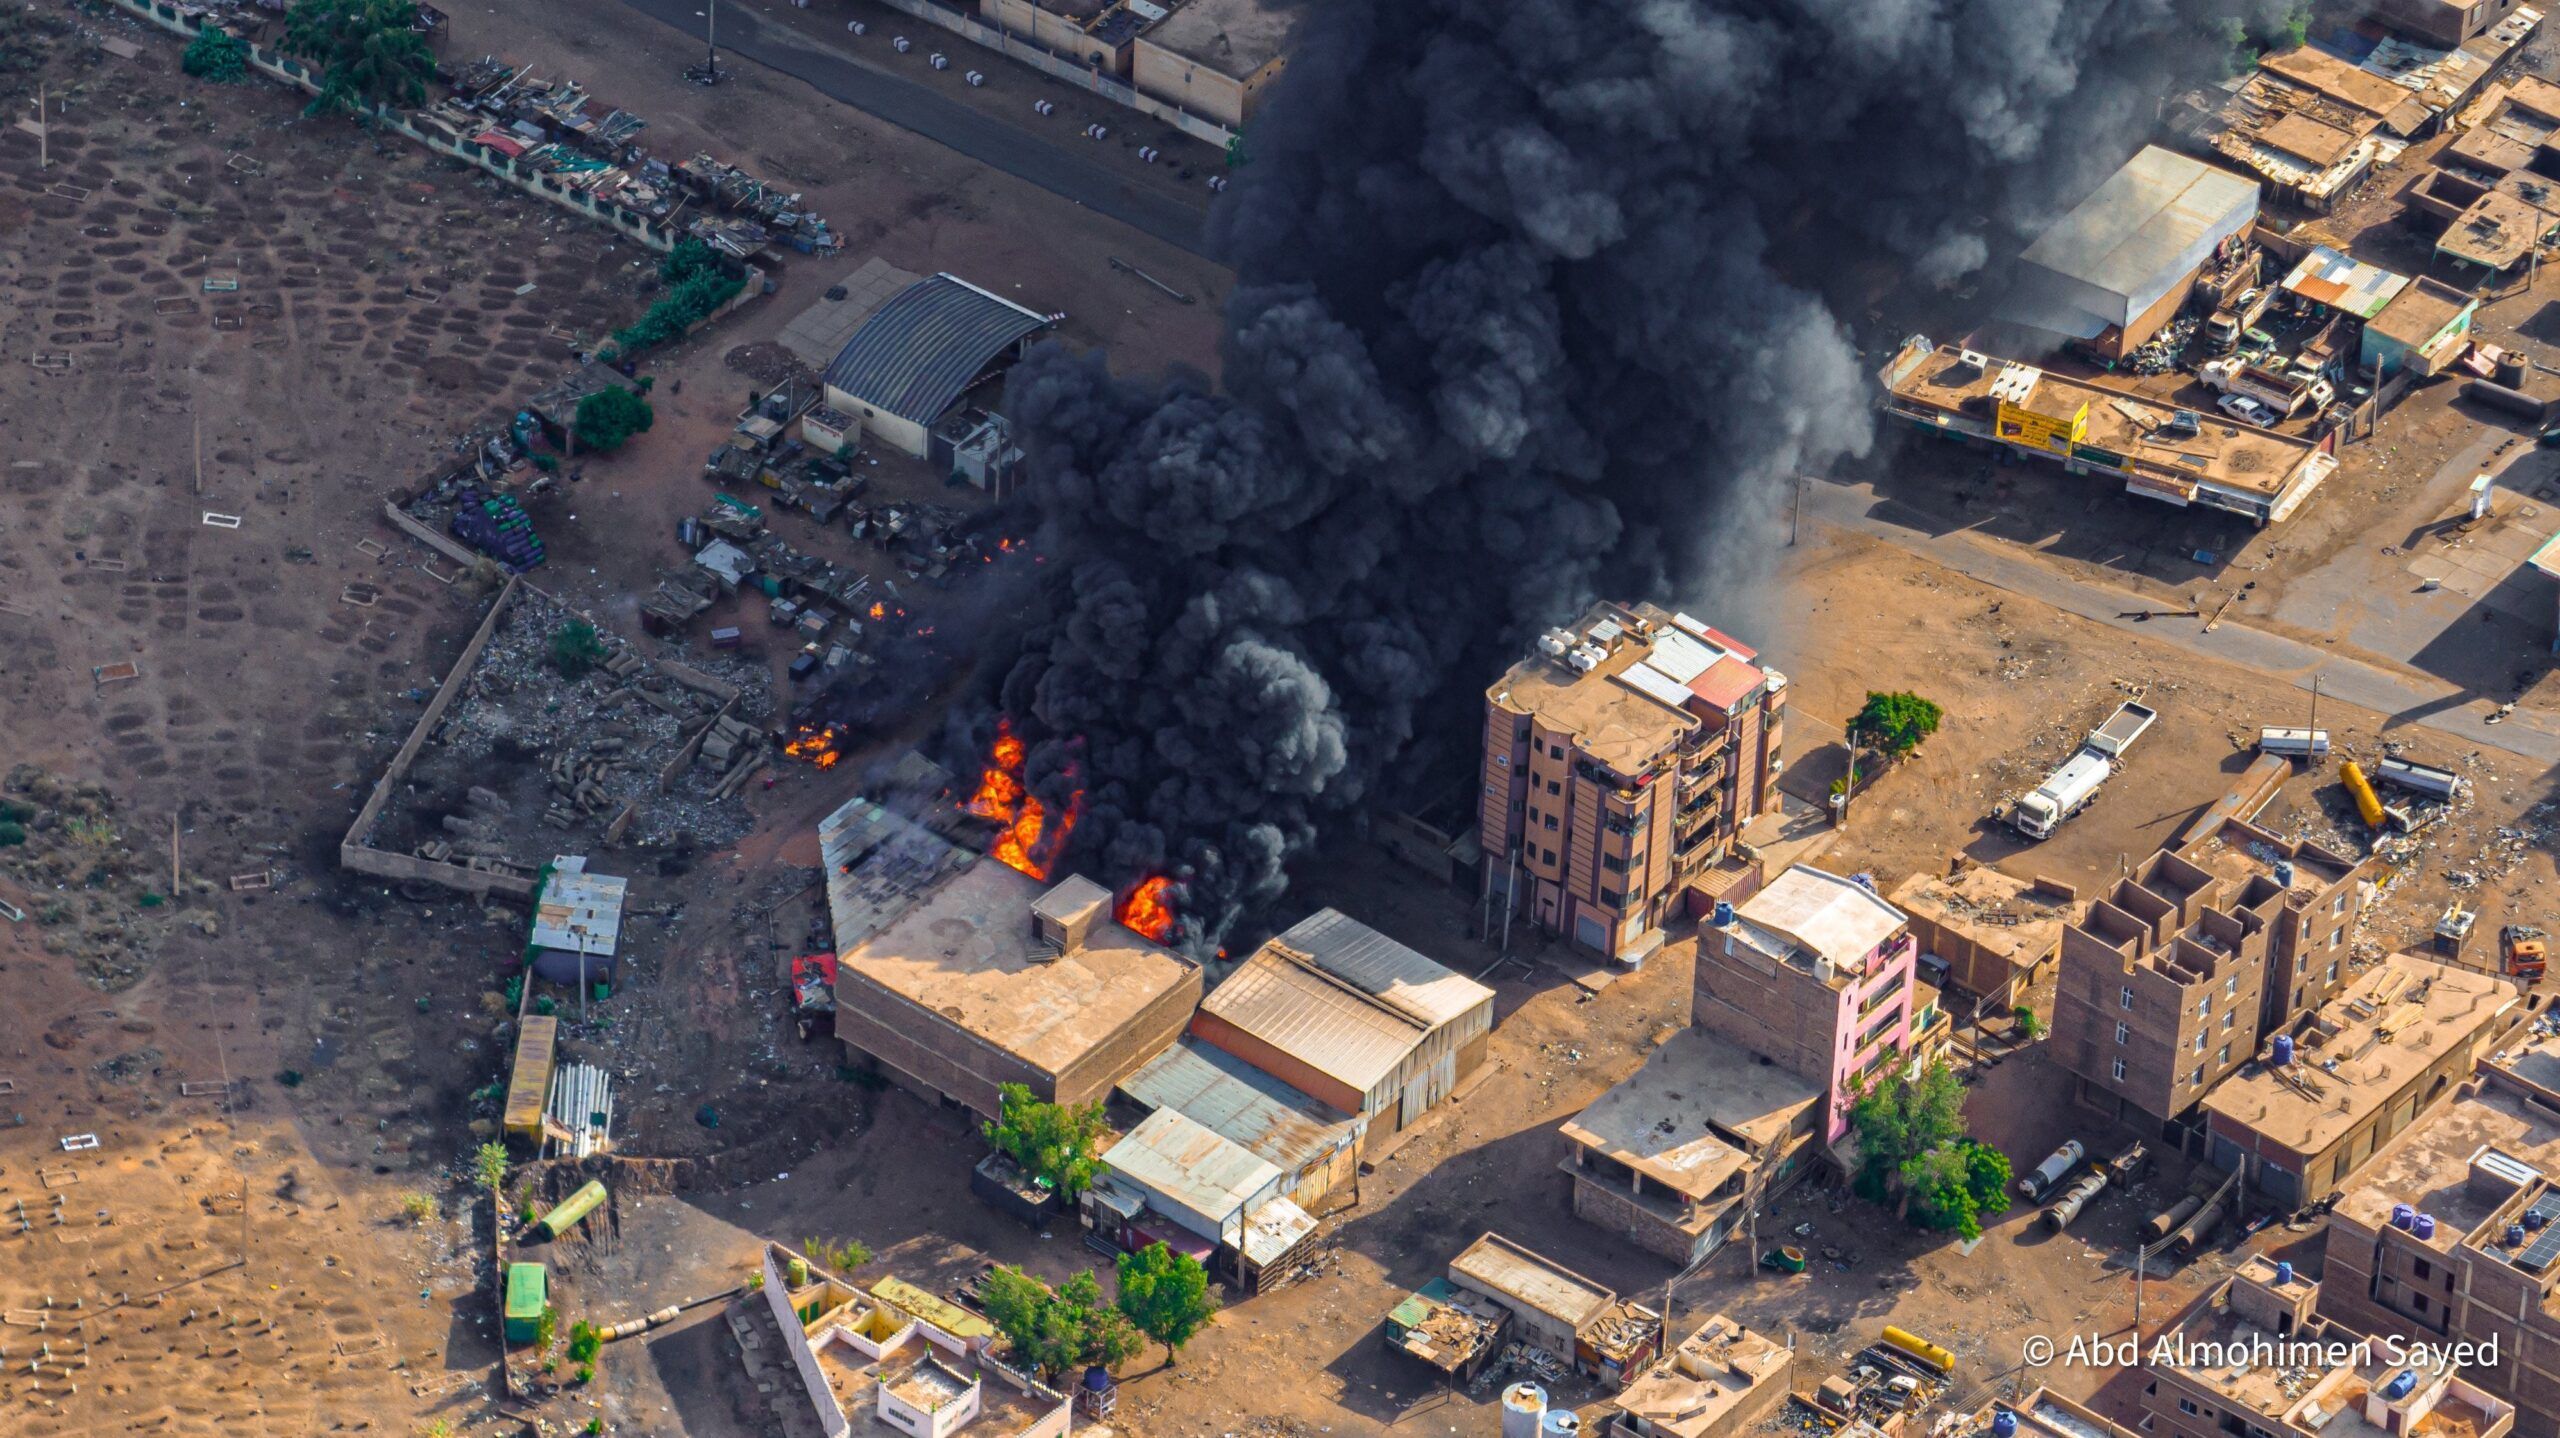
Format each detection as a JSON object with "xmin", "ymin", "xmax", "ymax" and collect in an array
[{"xmin": 994, "ymin": 0, "xmax": 2292, "ymax": 946}]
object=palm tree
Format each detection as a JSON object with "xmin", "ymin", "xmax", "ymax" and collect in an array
[{"xmin": 282, "ymin": 0, "xmax": 435, "ymax": 122}]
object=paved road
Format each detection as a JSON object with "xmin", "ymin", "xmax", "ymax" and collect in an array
[
  {"xmin": 1802, "ymin": 478, "xmax": 2560, "ymax": 768},
  {"xmin": 614, "ymin": 0, "xmax": 1212, "ymax": 256}
]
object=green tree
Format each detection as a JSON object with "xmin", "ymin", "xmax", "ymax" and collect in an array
[
  {"xmin": 182, "ymin": 25, "xmax": 249, "ymax": 82},
  {"xmin": 281, "ymin": 0, "xmax": 436, "ymax": 121},
  {"xmin": 549, "ymin": 620, "xmax": 608, "ymax": 678},
  {"xmin": 1904, "ymin": 1139, "xmax": 2012, "ymax": 1241},
  {"xmin": 572, "ymin": 386, "xmax": 654, "ymax": 453},
  {"xmin": 608, "ymin": 241, "xmax": 745, "ymax": 356},
  {"xmin": 799, "ymin": 1236, "xmax": 871, "ymax": 1273},
  {"xmin": 978, "ymin": 1266, "xmax": 1138, "ymax": 1383},
  {"xmin": 1847, "ymin": 1058, "xmax": 1969, "ymax": 1215},
  {"xmin": 982, "ymin": 1081, "xmax": 1110, "ymax": 1200},
  {"xmin": 1853, "ymin": 690, "xmax": 1944, "ymax": 758},
  {"xmin": 1115, "ymin": 1241, "xmax": 1217, "ymax": 1365},
  {"xmin": 2012, "ymin": 1004, "xmax": 2045, "ymax": 1040}
]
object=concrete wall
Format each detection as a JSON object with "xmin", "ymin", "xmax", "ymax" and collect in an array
[
  {"xmin": 823, "ymin": 383, "xmax": 930, "ymax": 460},
  {"xmin": 838, "ymin": 960, "xmax": 1198, "ymax": 1120},
  {"xmin": 1568, "ymin": 1170, "xmax": 1716, "ymax": 1265},
  {"xmin": 338, "ymin": 578, "xmax": 541, "ymax": 900},
  {"xmin": 100, "ymin": 0, "xmax": 680, "ymax": 252},
  {"xmin": 762, "ymin": 1246, "xmax": 852, "ymax": 1438},
  {"xmin": 869, "ymin": 0, "xmax": 1240, "ymax": 147},
  {"xmin": 1050, "ymin": 960, "xmax": 1204, "ymax": 1109},
  {"xmin": 1188, "ymin": 1007, "xmax": 1366, "ymax": 1116},
  {"xmin": 1130, "ymin": 40, "xmax": 1284, "ymax": 130}
]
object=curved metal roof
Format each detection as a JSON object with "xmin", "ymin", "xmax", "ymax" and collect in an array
[{"xmin": 821, "ymin": 274, "xmax": 1050, "ymax": 427}]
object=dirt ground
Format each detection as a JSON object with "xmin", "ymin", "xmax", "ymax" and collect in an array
[{"xmin": 3, "ymin": 7, "xmax": 2557, "ymax": 1438}]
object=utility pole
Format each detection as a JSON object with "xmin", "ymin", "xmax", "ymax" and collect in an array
[
  {"xmin": 34, "ymin": 85, "xmax": 47, "ymax": 171},
  {"xmin": 685, "ymin": 0, "xmax": 721, "ymax": 84},
  {"xmin": 1791, "ymin": 473, "xmax": 1804, "ymax": 546},
  {"xmin": 2305, "ymin": 675, "xmax": 2322, "ymax": 771}
]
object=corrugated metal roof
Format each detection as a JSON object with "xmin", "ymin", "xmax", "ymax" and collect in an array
[
  {"xmin": 530, "ymin": 864, "xmax": 627, "ymax": 956},
  {"xmin": 2281, "ymin": 245, "xmax": 2410, "ymax": 320},
  {"xmin": 1118, "ymin": 1039, "xmax": 1362, "ymax": 1175},
  {"xmin": 1449, "ymin": 1233, "xmax": 1613, "ymax": 1330},
  {"xmin": 821, "ymin": 274, "xmax": 1050, "ymax": 426},
  {"xmin": 1238, "ymin": 1195, "xmax": 1314, "ymax": 1268},
  {"xmin": 2020, "ymin": 145, "xmax": 2259, "ymax": 321},
  {"xmin": 1102, "ymin": 1108, "xmax": 1282, "ymax": 1231},
  {"xmin": 1203, "ymin": 954, "xmax": 1423, "ymax": 1095},
  {"xmin": 1270, "ymin": 909, "xmax": 1492, "ymax": 1030},
  {"xmin": 817, "ymin": 794, "xmax": 974, "ymax": 953}
]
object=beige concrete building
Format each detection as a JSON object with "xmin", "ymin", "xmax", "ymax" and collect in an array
[
  {"xmin": 1601, "ymin": 1314, "xmax": 1792, "ymax": 1438},
  {"xmin": 832, "ymin": 866, "xmax": 1202, "ymax": 1121},
  {"xmin": 2204, "ymin": 956, "xmax": 2522, "ymax": 1208},
  {"xmin": 1129, "ymin": 0, "xmax": 1291, "ymax": 129},
  {"xmin": 1890, "ymin": 862, "xmax": 2078, "ymax": 1010},
  {"xmin": 1558, "ymin": 1028, "xmax": 1823, "ymax": 1265},
  {"xmin": 1446, "ymin": 1232, "xmax": 1663, "ymax": 1388},
  {"xmin": 1959, "ymin": 1390, "xmax": 2134, "ymax": 1438},
  {"xmin": 2146, "ymin": 1256, "xmax": 2513, "ymax": 1438},
  {"xmin": 1481, "ymin": 602, "xmax": 1785, "ymax": 961}
]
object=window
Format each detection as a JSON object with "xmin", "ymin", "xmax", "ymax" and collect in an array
[
  {"xmin": 2113, "ymin": 1058, "xmax": 2128, "ymax": 1082},
  {"xmin": 2329, "ymin": 929, "xmax": 2342, "ymax": 950},
  {"xmin": 2333, "ymin": 893, "xmax": 2347, "ymax": 916},
  {"xmin": 2191, "ymin": 1065, "xmax": 2204, "ymax": 1087},
  {"xmin": 2413, "ymin": 1293, "xmax": 2430, "ymax": 1315},
  {"xmin": 2116, "ymin": 1022, "xmax": 2131, "ymax": 1044},
  {"xmin": 2226, "ymin": 976, "xmax": 2237, "ymax": 997},
  {"xmin": 2413, "ymin": 1257, "xmax": 2432, "ymax": 1281},
  {"xmin": 1602, "ymin": 854, "xmax": 1627, "ymax": 875},
  {"xmin": 2219, "ymin": 1045, "xmax": 2231, "ymax": 1066},
  {"xmin": 2195, "ymin": 1031, "xmax": 2207, "ymax": 1053},
  {"xmin": 1543, "ymin": 813, "xmax": 1558, "ymax": 831},
  {"xmin": 2224, "ymin": 1011, "xmax": 2236, "ymax": 1031},
  {"xmin": 2199, "ymin": 995, "xmax": 2212, "ymax": 1018},
  {"xmin": 1544, "ymin": 848, "xmax": 1557, "ymax": 865},
  {"xmin": 2326, "ymin": 962, "xmax": 2338, "ymax": 984},
  {"xmin": 2179, "ymin": 1400, "xmax": 2200, "ymax": 1418},
  {"xmin": 1600, "ymin": 889, "xmax": 1623, "ymax": 909},
  {"xmin": 2121, "ymin": 987, "xmax": 2136, "ymax": 1011}
]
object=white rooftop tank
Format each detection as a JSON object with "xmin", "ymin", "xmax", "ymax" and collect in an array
[
  {"xmin": 1541, "ymin": 1410, "xmax": 1582, "ymax": 1437},
  {"xmin": 1501, "ymin": 1383, "xmax": 1547, "ymax": 1438}
]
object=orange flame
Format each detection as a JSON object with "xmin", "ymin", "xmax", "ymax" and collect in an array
[
  {"xmin": 964, "ymin": 719, "xmax": 1082, "ymax": 880},
  {"xmin": 785, "ymin": 724, "xmax": 843, "ymax": 769},
  {"xmin": 1117, "ymin": 876, "xmax": 1176, "ymax": 943},
  {"xmin": 868, "ymin": 601, "xmax": 887, "ymax": 621}
]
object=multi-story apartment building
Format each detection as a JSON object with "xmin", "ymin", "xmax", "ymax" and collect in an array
[
  {"xmin": 2049, "ymin": 763, "xmax": 2373, "ymax": 1144},
  {"xmin": 2144, "ymin": 1256, "xmax": 2514, "ymax": 1438},
  {"xmin": 2318, "ymin": 1030, "xmax": 2560, "ymax": 1434},
  {"xmin": 1696, "ymin": 865, "xmax": 1917, "ymax": 1143},
  {"xmin": 1480, "ymin": 603, "xmax": 1785, "ymax": 961}
]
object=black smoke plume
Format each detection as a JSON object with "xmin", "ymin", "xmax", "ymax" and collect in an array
[{"xmin": 992, "ymin": 0, "xmax": 2295, "ymax": 946}]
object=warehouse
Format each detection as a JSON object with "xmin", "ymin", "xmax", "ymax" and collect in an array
[
  {"xmin": 1189, "ymin": 908, "xmax": 1494, "ymax": 1152},
  {"xmin": 1130, "ymin": 0, "xmax": 1292, "ymax": 130},
  {"xmin": 2007, "ymin": 145, "xmax": 2260, "ymax": 359},
  {"xmin": 831, "ymin": 864, "xmax": 1203, "ymax": 1121},
  {"xmin": 820, "ymin": 272, "xmax": 1056, "ymax": 465},
  {"xmin": 1088, "ymin": 1108, "xmax": 1320, "ymax": 1291}
]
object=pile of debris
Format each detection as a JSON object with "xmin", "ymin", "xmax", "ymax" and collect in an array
[{"xmin": 696, "ymin": 715, "xmax": 771, "ymax": 799}]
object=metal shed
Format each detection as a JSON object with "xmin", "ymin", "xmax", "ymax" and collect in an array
[
  {"xmin": 1099, "ymin": 1107, "xmax": 1285, "ymax": 1248},
  {"xmin": 820, "ymin": 274, "xmax": 1054, "ymax": 460}
]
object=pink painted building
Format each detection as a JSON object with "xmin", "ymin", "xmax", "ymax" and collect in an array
[{"xmin": 1695, "ymin": 866, "xmax": 1918, "ymax": 1144}]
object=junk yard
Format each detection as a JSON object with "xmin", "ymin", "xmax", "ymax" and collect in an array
[{"xmin": 10, "ymin": 2, "xmax": 2560, "ymax": 1438}]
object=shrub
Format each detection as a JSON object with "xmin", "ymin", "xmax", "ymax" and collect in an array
[
  {"xmin": 549, "ymin": 620, "xmax": 608, "ymax": 678},
  {"xmin": 0, "ymin": 821, "xmax": 23, "ymax": 847},
  {"xmin": 182, "ymin": 25, "xmax": 249, "ymax": 82},
  {"xmin": 397, "ymin": 1191, "xmax": 437, "ymax": 1223},
  {"xmin": 567, "ymin": 1321, "xmax": 602, "ymax": 1364},
  {"xmin": 607, "ymin": 240, "xmax": 744, "ymax": 357},
  {"xmin": 574, "ymin": 1363, "xmax": 594, "ymax": 1385},
  {"xmin": 800, "ymin": 1237, "xmax": 871, "ymax": 1273},
  {"xmin": 572, "ymin": 386, "xmax": 654, "ymax": 453},
  {"xmin": 533, "ymin": 1304, "xmax": 558, "ymax": 1353}
]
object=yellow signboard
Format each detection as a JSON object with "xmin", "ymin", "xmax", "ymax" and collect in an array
[{"xmin": 1995, "ymin": 397, "xmax": 2088, "ymax": 456}]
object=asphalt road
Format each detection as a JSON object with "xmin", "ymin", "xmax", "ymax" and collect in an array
[
  {"xmin": 614, "ymin": 0, "xmax": 1212, "ymax": 256},
  {"xmin": 1802, "ymin": 477, "xmax": 2560, "ymax": 768}
]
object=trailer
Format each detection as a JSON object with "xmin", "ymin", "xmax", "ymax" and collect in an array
[
  {"xmin": 2256, "ymin": 727, "xmax": 2330, "ymax": 759},
  {"xmin": 2374, "ymin": 757, "xmax": 2464, "ymax": 802},
  {"xmin": 2042, "ymin": 1171, "xmax": 2108, "ymax": 1232},
  {"xmin": 2018, "ymin": 1140, "xmax": 2085, "ymax": 1201},
  {"xmin": 2011, "ymin": 702, "xmax": 2156, "ymax": 839}
]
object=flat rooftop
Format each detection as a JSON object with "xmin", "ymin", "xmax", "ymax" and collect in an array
[
  {"xmin": 1880, "ymin": 341, "xmax": 2327, "ymax": 502},
  {"xmin": 1488, "ymin": 605, "xmax": 1697, "ymax": 777},
  {"xmin": 1560, "ymin": 1028, "xmax": 1821, "ymax": 1201},
  {"xmin": 1450, "ymin": 1232, "xmax": 1614, "ymax": 1332},
  {"xmin": 2369, "ymin": 275, "xmax": 2476, "ymax": 349},
  {"xmin": 838, "ymin": 858, "xmax": 1197, "ymax": 1077},
  {"xmin": 2337, "ymin": 1082, "xmax": 2560, "ymax": 1250},
  {"xmin": 2158, "ymin": 1280, "xmax": 2350, "ymax": 1420},
  {"xmin": 1728, "ymin": 864, "xmax": 1907, "ymax": 982},
  {"xmin": 1142, "ymin": 0, "xmax": 1291, "ymax": 76},
  {"xmin": 2441, "ymin": 189, "xmax": 2554, "ymax": 270},
  {"xmin": 1890, "ymin": 865, "xmax": 2075, "ymax": 969},
  {"xmin": 2204, "ymin": 956, "xmax": 2517, "ymax": 1155},
  {"xmin": 2177, "ymin": 817, "xmax": 2358, "ymax": 896},
  {"xmin": 1607, "ymin": 1314, "xmax": 1789, "ymax": 1438}
]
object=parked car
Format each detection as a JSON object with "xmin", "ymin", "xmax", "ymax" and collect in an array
[{"xmin": 2218, "ymin": 393, "xmax": 2278, "ymax": 428}]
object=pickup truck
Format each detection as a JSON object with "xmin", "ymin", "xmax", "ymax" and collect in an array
[
  {"xmin": 2200, "ymin": 357, "xmax": 2333, "ymax": 418},
  {"xmin": 2010, "ymin": 701, "xmax": 2158, "ymax": 839}
]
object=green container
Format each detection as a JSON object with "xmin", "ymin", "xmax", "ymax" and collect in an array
[
  {"xmin": 536, "ymin": 1179, "xmax": 609, "ymax": 1240},
  {"xmin": 504, "ymin": 1262, "xmax": 548, "ymax": 1344}
]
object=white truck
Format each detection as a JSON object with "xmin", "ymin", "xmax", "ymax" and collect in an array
[
  {"xmin": 2009, "ymin": 701, "xmax": 2158, "ymax": 839},
  {"xmin": 2199, "ymin": 357, "xmax": 2333, "ymax": 418}
]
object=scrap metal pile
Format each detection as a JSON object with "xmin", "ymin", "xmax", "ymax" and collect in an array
[{"xmin": 424, "ymin": 57, "xmax": 841, "ymax": 257}]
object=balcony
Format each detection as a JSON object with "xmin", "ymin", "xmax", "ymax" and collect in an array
[
  {"xmin": 1675, "ymin": 816, "xmax": 1722, "ymax": 856},
  {"xmin": 1679, "ymin": 756, "xmax": 1725, "ymax": 797}
]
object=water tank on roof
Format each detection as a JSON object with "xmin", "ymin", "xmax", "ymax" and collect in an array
[
  {"xmin": 1992, "ymin": 1410, "xmax": 2019, "ymax": 1438},
  {"xmin": 2272, "ymin": 1035, "xmax": 2295, "ymax": 1066},
  {"xmin": 2383, "ymin": 1370, "xmax": 2418, "ymax": 1402},
  {"xmin": 2391, "ymin": 1204, "xmax": 2416, "ymax": 1230},
  {"xmin": 2529, "ymin": 1206, "xmax": 2550, "ymax": 1232},
  {"xmin": 1502, "ymin": 1384, "xmax": 1547, "ymax": 1438},
  {"xmin": 1540, "ymin": 1411, "xmax": 1581, "ymax": 1438},
  {"xmin": 1712, "ymin": 901, "xmax": 1735, "ymax": 927},
  {"xmin": 2275, "ymin": 860, "xmax": 2295, "ymax": 887},
  {"xmin": 2413, "ymin": 1213, "xmax": 2438, "ymax": 1240},
  {"xmin": 2508, "ymin": 1224, "xmax": 2528, "ymax": 1248},
  {"xmin": 1083, "ymin": 1366, "xmax": 1114, "ymax": 1393},
  {"xmin": 2276, "ymin": 1261, "xmax": 2295, "ymax": 1286}
]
